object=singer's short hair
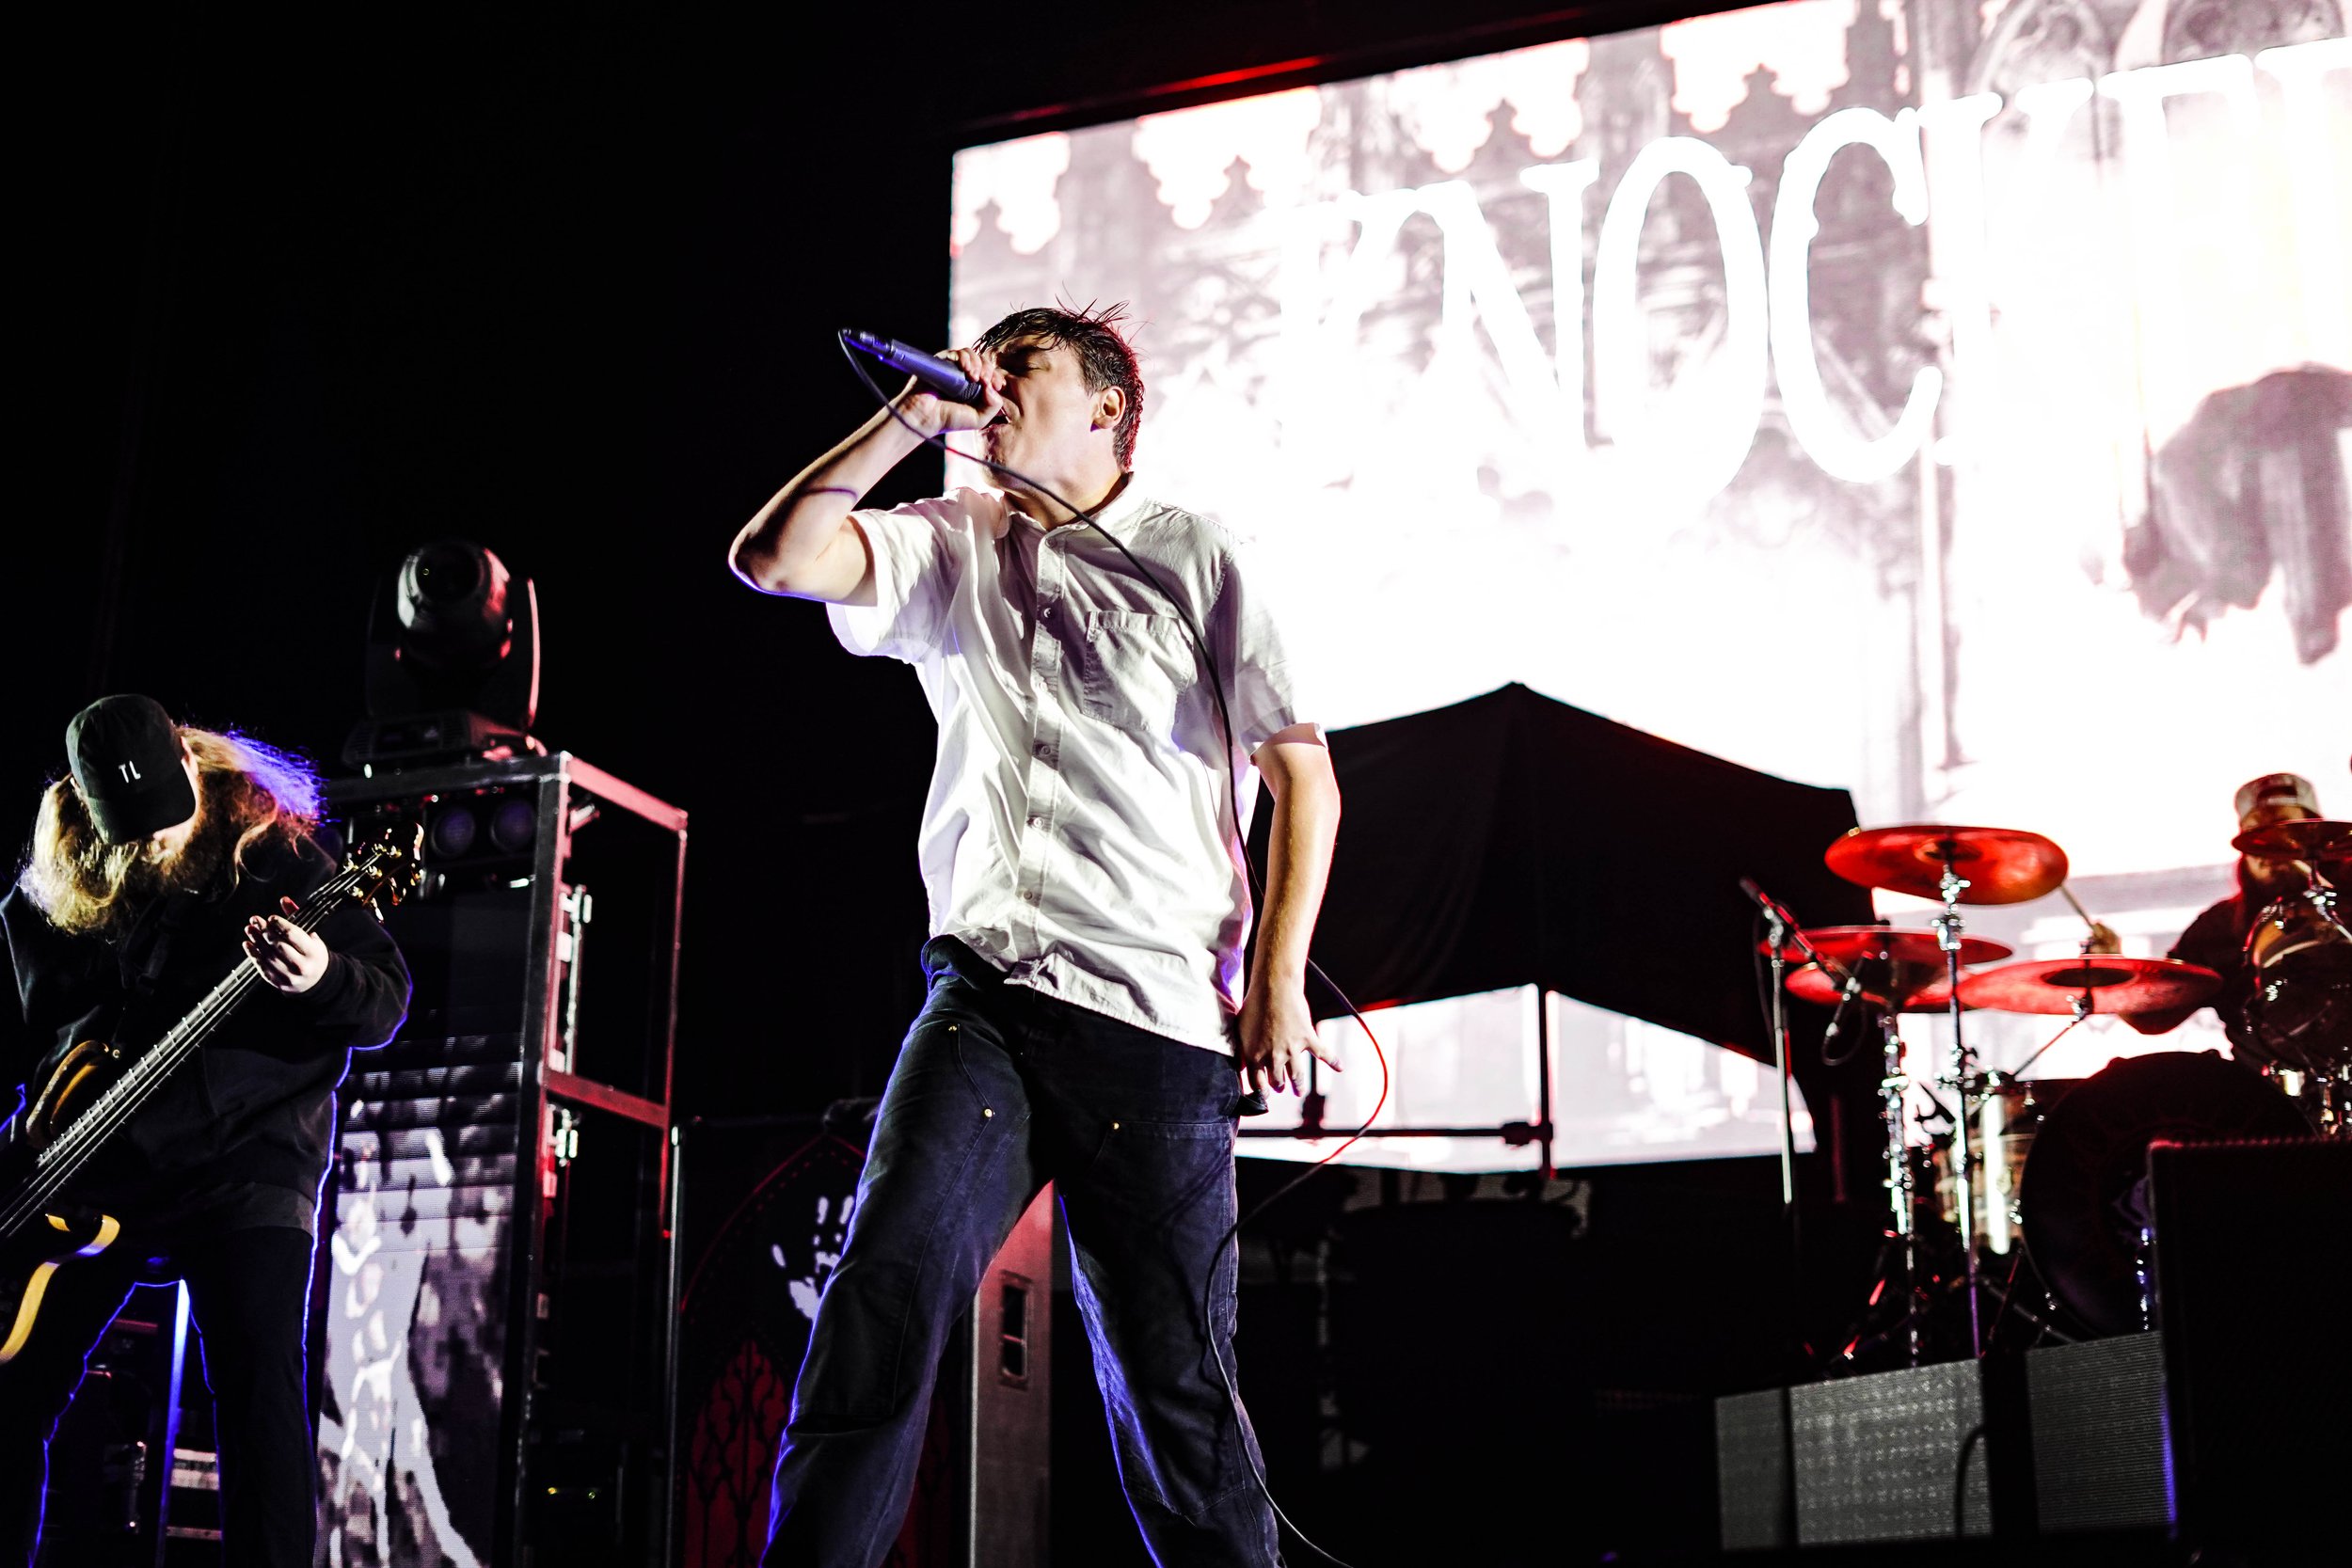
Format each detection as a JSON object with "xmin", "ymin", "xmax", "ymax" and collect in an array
[{"xmin": 976, "ymin": 302, "xmax": 1144, "ymax": 469}]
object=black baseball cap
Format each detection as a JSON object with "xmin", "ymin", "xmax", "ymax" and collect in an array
[{"xmin": 67, "ymin": 695, "xmax": 199, "ymax": 845}]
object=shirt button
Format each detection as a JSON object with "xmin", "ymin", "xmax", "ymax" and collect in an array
[
  {"xmin": 1024, "ymin": 888, "xmax": 1041, "ymax": 903},
  {"xmin": 1026, "ymin": 814, "xmax": 1043, "ymax": 828},
  {"xmin": 1034, "ymin": 741, "xmax": 1050, "ymax": 758}
]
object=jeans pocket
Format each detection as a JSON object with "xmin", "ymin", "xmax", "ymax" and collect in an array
[{"xmin": 1072, "ymin": 1113, "xmax": 1231, "ymax": 1190}]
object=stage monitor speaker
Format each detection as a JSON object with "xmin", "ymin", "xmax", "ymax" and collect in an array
[
  {"xmin": 2151, "ymin": 1135, "xmax": 2352, "ymax": 1559},
  {"xmin": 2023, "ymin": 1330, "xmax": 2169, "ymax": 1534},
  {"xmin": 1784, "ymin": 1358, "xmax": 2033, "ymax": 1545},
  {"xmin": 1713, "ymin": 1387, "xmax": 1790, "ymax": 1551},
  {"xmin": 315, "ymin": 753, "xmax": 685, "ymax": 1568},
  {"xmin": 667, "ymin": 1116, "xmax": 1054, "ymax": 1568}
]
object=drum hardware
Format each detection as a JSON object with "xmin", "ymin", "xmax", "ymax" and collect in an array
[
  {"xmin": 2235, "ymin": 839, "xmax": 2352, "ymax": 1099},
  {"xmin": 1800, "ymin": 814, "xmax": 2347, "ymax": 1363},
  {"xmin": 1992, "ymin": 897, "xmax": 2137, "ymax": 1081},
  {"xmin": 1875, "ymin": 1008, "xmax": 1927, "ymax": 1366},
  {"xmin": 2264, "ymin": 1062, "xmax": 2351, "ymax": 1136},
  {"xmin": 1825, "ymin": 826, "xmax": 2066, "ymax": 1356}
]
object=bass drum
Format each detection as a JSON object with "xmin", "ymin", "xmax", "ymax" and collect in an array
[{"xmin": 2020, "ymin": 1051, "xmax": 2308, "ymax": 1338}]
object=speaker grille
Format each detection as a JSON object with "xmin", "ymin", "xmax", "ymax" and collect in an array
[
  {"xmin": 2026, "ymin": 1330, "xmax": 2170, "ymax": 1533},
  {"xmin": 1790, "ymin": 1362, "xmax": 1998, "ymax": 1544}
]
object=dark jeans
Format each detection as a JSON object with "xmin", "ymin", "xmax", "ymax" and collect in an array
[
  {"xmin": 0, "ymin": 1216, "xmax": 317, "ymax": 1568},
  {"xmin": 763, "ymin": 938, "xmax": 1281, "ymax": 1567}
]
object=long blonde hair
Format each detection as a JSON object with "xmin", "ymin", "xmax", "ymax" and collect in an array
[{"xmin": 20, "ymin": 727, "xmax": 323, "ymax": 939}]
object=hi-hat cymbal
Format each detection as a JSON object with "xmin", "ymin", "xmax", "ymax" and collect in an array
[
  {"xmin": 2232, "ymin": 818, "xmax": 2352, "ymax": 863},
  {"xmin": 1956, "ymin": 956, "xmax": 2222, "ymax": 1016},
  {"xmin": 1787, "ymin": 960, "xmax": 1963, "ymax": 1012},
  {"xmin": 1758, "ymin": 926, "xmax": 2013, "ymax": 969},
  {"xmin": 1825, "ymin": 825, "xmax": 2069, "ymax": 905}
]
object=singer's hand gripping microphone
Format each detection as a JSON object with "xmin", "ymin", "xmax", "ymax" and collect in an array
[{"xmin": 840, "ymin": 329, "xmax": 989, "ymax": 406}]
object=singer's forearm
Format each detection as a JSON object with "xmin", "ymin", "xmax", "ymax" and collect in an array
[
  {"xmin": 728, "ymin": 406, "xmax": 930, "ymax": 601},
  {"xmin": 1249, "ymin": 732, "xmax": 1341, "ymax": 988}
]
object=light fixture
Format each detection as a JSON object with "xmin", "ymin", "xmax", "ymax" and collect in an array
[{"xmin": 345, "ymin": 540, "xmax": 543, "ymax": 768}]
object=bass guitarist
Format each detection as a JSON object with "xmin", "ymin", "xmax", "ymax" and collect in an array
[{"xmin": 0, "ymin": 695, "xmax": 409, "ymax": 1568}]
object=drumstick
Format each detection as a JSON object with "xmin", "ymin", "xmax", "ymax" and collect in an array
[{"xmin": 2058, "ymin": 883, "xmax": 2098, "ymax": 930}]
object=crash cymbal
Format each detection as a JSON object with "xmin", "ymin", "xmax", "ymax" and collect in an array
[
  {"xmin": 1825, "ymin": 824, "xmax": 2070, "ymax": 905},
  {"xmin": 2232, "ymin": 818, "xmax": 2352, "ymax": 863},
  {"xmin": 1956, "ymin": 956, "xmax": 2221, "ymax": 1016},
  {"xmin": 1759, "ymin": 926, "xmax": 2013, "ymax": 969},
  {"xmin": 1787, "ymin": 960, "xmax": 1963, "ymax": 1012}
]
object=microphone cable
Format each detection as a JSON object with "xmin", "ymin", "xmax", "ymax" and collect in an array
[{"xmin": 838, "ymin": 329, "xmax": 1389, "ymax": 1565}]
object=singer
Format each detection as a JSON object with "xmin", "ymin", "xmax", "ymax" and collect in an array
[{"xmin": 728, "ymin": 303, "xmax": 1341, "ymax": 1566}]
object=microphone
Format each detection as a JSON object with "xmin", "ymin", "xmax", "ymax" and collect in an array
[
  {"xmin": 1738, "ymin": 877, "xmax": 1804, "ymax": 937},
  {"xmin": 1738, "ymin": 876, "xmax": 1856, "ymax": 985},
  {"xmin": 841, "ymin": 329, "xmax": 988, "ymax": 406},
  {"xmin": 1820, "ymin": 967, "xmax": 1866, "ymax": 1049}
]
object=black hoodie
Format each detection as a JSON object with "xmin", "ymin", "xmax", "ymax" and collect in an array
[{"xmin": 1, "ymin": 830, "xmax": 410, "ymax": 1207}]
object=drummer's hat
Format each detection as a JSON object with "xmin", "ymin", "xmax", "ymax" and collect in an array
[{"xmin": 2233, "ymin": 772, "xmax": 2318, "ymax": 830}]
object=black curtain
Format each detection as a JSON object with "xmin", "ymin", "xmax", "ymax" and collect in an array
[{"xmin": 1260, "ymin": 683, "xmax": 1875, "ymax": 1054}]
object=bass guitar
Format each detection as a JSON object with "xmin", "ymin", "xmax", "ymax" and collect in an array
[{"xmin": 0, "ymin": 833, "xmax": 418, "ymax": 1363}]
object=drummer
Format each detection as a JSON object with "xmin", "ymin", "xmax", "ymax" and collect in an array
[{"xmin": 2113, "ymin": 772, "xmax": 2323, "ymax": 1054}]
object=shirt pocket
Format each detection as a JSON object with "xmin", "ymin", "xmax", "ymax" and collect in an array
[{"xmin": 1074, "ymin": 610, "xmax": 1193, "ymax": 737}]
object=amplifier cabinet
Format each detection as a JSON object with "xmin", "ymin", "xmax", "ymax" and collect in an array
[{"xmin": 2151, "ymin": 1136, "xmax": 2352, "ymax": 1559}]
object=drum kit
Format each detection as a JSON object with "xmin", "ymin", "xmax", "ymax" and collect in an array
[{"xmin": 1762, "ymin": 818, "xmax": 2352, "ymax": 1365}]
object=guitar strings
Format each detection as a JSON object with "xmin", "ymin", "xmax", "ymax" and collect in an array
[
  {"xmin": 1, "ymin": 861, "xmax": 373, "ymax": 1239},
  {"xmin": 0, "ymin": 871, "xmax": 358, "ymax": 1235}
]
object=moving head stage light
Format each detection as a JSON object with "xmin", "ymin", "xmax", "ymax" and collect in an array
[{"xmin": 345, "ymin": 539, "xmax": 542, "ymax": 768}]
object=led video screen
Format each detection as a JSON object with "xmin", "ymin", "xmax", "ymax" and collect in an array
[{"xmin": 950, "ymin": 2, "xmax": 2352, "ymax": 1166}]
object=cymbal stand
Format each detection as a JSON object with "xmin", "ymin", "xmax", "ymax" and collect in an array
[
  {"xmin": 2009, "ymin": 927, "xmax": 2101, "ymax": 1081},
  {"xmin": 2299, "ymin": 859, "xmax": 2351, "ymax": 942},
  {"xmin": 1931, "ymin": 851, "xmax": 1984, "ymax": 1356},
  {"xmin": 1876, "ymin": 1007, "xmax": 1925, "ymax": 1366}
]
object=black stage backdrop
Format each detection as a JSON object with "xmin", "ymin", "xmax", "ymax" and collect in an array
[
  {"xmin": 1253, "ymin": 683, "xmax": 1883, "ymax": 1218},
  {"xmin": 11, "ymin": 0, "xmax": 1778, "ymax": 1127},
  {"xmin": 1263, "ymin": 683, "xmax": 1871, "ymax": 1049}
]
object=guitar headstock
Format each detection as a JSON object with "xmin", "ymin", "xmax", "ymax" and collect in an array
[{"xmin": 345, "ymin": 824, "xmax": 427, "ymax": 915}]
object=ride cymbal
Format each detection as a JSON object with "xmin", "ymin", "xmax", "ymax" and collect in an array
[
  {"xmin": 1825, "ymin": 825, "xmax": 2069, "ymax": 905},
  {"xmin": 1956, "ymin": 956, "xmax": 2221, "ymax": 1016}
]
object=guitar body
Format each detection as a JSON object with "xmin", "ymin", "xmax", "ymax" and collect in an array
[
  {"xmin": 0, "ymin": 1204, "xmax": 122, "ymax": 1365},
  {"xmin": 25, "ymin": 1038, "xmax": 124, "ymax": 1151},
  {"xmin": 0, "ymin": 1041, "xmax": 133, "ymax": 1363},
  {"xmin": 0, "ymin": 831, "xmax": 417, "ymax": 1369}
]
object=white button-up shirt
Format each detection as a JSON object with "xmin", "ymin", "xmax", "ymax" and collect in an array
[{"xmin": 829, "ymin": 483, "xmax": 1304, "ymax": 1053}]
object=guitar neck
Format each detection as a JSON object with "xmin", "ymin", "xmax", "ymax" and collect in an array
[{"xmin": 21, "ymin": 872, "xmax": 360, "ymax": 1187}]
